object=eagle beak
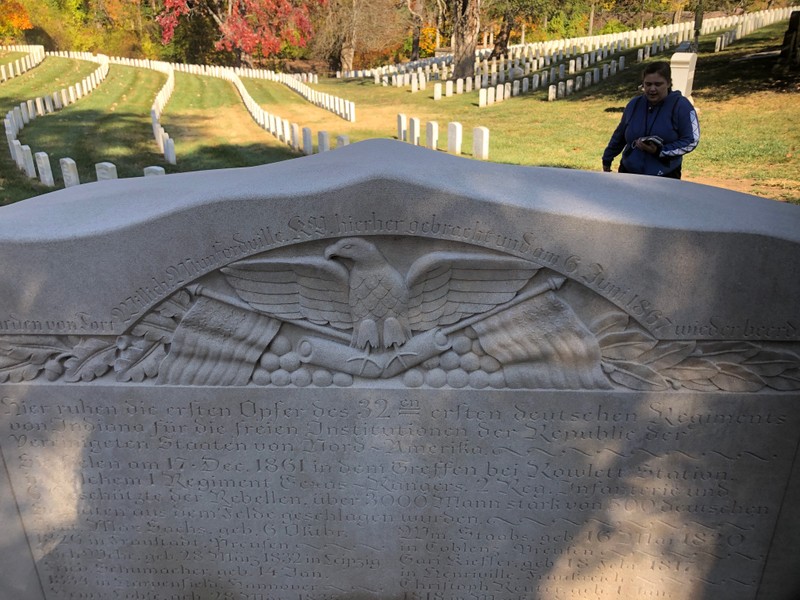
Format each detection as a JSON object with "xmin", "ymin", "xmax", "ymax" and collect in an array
[{"xmin": 324, "ymin": 245, "xmax": 337, "ymax": 260}]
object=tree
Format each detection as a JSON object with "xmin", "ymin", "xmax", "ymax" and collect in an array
[
  {"xmin": 451, "ymin": 0, "xmax": 480, "ymax": 78},
  {"xmin": 484, "ymin": 0, "xmax": 543, "ymax": 58},
  {"xmin": 0, "ymin": 0, "xmax": 32, "ymax": 42},
  {"xmin": 310, "ymin": 0, "xmax": 409, "ymax": 71},
  {"xmin": 157, "ymin": 0, "xmax": 324, "ymax": 64}
]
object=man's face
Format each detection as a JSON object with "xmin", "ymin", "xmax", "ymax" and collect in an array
[{"xmin": 643, "ymin": 73, "xmax": 670, "ymax": 104}]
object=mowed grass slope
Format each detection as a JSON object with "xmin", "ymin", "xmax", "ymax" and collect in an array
[
  {"xmin": 5, "ymin": 64, "xmax": 168, "ymax": 187},
  {"xmin": 160, "ymin": 72, "xmax": 297, "ymax": 170},
  {"xmin": 1, "ymin": 22, "xmax": 798, "ymax": 206}
]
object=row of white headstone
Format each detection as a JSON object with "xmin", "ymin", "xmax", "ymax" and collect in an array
[
  {"xmin": 205, "ymin": 67, "xmax": 350, "ymax": 157},
  {"xmin": 340, "ymin": 5, "xmax": 795, "ymax": 87},
  {"xmin": 396, "ymin": 114, "xmax": 490, "ymax": 160},
  {"xmin": 103, "ymin": 56, "xmax": 356, "ymax": 165},
  {"xmin": 8, "ymin": 50, "xmax": 350, "ymax": 182},
  {"xmin": 163, "ymin": 62, "xmax": 355, "ymax": 122},
  {"xmin": 4, "ymin": 52, "xmax": 111, "ymax": 186},
  {"xmin": 712, "ymin": 9, "xmax": 795, "ymax": 52},
  {"xmin": 386, "ymin": 31, "xmax": 637, "ymax": 96},
  {"xmin": 7, "ymin": 145, "xmax": 165, "ymax": 188},
  {"xmin": 340, "ymin": 55, "xmax": 452, "ymax": 81},
  {"xmin": 0, "ymin": 45, "xmax": 45, "ymax": 82},
  {"xmin": 105, "ymin": 56, "xmax": 183, "ymax": 165},
  {"xmin": 232, "ymin": 67, "xmax": 355, "ymax": 122}
]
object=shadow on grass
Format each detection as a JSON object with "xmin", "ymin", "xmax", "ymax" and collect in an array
[
  {"xmin": 549, "ymin": 20, "xmax": 797, "ymax": 107},
  {"xmin": 3, "ymin": 107, "xmax": 300, "ymax": 203},
  {"xmin": 179, "ymin": 143, "xmax": 299, "ymax": 174}
]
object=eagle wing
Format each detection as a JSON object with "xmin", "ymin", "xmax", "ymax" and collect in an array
[
  {"xmin": 405, "ymin": 252, "xmax": 540, "ymax": 331},
  {"xmin": 221, "ymin": 256, "xmax": 352, "ymax": 329}
]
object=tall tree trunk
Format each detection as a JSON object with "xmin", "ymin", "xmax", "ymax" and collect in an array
[
  {"xmin": 589, "ymin": 0, "xmax": 596, "ymax": 36},
  {"xmin": 340, "ymin": 40, "xmax": 355, "ymax": 71},
  {"xmin": 407, "ymin": 0, "xmax": 424, "ymax": 61},
  {"xmin": 672, "ymin": 3, "xmax": 684, "ymax": 24},
  {"xmin": 452, "ymin": 0, "xmax": 480, "ymax": 79},
  {"xmin": 490, "ymin": 12, "xmax": 513, "ymax": 59},
  {"xmin": 340, "ymin": 0, "xmax": 358, "ymax": 72}
]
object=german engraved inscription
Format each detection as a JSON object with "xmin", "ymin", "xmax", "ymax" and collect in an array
[{"xmin": 1, "ymin": 388, "xmax": 796, "ymax": 600}]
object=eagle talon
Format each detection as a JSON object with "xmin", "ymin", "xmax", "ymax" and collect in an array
[
  {"xmin": 383, "ymin": 350, "xmax": 418, "ymax": 372},
  {"xmin": 345, "ymin": 353, "xmax": 383, "ymax": 376}
]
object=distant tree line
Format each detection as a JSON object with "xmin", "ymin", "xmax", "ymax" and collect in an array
[{"xmin": 0, "ymin": 0, "xmax": 789, "ymax": 74}]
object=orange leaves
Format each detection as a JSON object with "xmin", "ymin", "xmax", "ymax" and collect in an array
[{"xmin": 0, "ymin": 0, "xmax": 33, "ymax": 33}]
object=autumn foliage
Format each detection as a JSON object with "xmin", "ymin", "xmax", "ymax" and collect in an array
[
  {"xmin": 157, "ymin": 0, "xmax": 325, "ymax": 58},
  {"xmin": 0, "ymin": 0, "xmax": 32, "ymax": 40}
]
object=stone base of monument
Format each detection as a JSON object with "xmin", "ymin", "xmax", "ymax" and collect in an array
[{"xmin": 1, "ymin": 140, "xmax": 799, "ymax": 600}]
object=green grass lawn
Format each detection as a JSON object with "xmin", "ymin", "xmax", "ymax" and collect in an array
[
  {"xmin": 6, "ymin": 64, "xmax": 168, "ymax": 184},
  {"xmin": 0, "ymin": 51, "xmax": 27, "ymax": 67},
  {"xmin": 1, "ymin": 22, "xmax": 798, "ymax": 205},
  {"xmin": 0, "ymin": 57, "xmax": 99, "ymax": 114}
]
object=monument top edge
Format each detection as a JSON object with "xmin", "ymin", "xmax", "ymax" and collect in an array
[{"xmin": 1, "ymin": 139, "xmax": 798, "ymax": 244}]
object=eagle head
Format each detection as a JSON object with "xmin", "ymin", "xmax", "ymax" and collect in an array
[{"xmin": 324, "ymin": 238, "xmax": 379, "ymax": 262}]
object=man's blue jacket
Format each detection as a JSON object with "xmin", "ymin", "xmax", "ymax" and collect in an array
[{"xmin": 602, "ymin": 90, "xmax": 700, "ymax": 176}]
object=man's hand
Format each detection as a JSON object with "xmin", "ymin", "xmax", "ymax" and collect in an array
[{"xmin": 634, "ymin": 138, "xmax": 659, "ymax": 154}]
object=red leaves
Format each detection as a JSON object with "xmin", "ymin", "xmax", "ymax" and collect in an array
[{"xmin": 158, "ymin": 0, "xmax": 322, "ymax": 58}]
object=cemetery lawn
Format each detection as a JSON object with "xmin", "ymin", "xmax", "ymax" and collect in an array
[{"xmin": 1, "ymin": 21, "xmax": 798, "ymax": 205}]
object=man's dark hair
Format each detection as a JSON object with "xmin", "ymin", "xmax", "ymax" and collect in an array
[{"xmin": 642, "ymin": 61, "xmax": 672, "ymax": 83}]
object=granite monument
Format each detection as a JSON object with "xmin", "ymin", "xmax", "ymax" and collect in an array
[{"xmin": 0, "ymin": 140, "xmax": 799, "ymax": 600}]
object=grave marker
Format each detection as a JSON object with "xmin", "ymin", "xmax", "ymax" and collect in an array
[
  {"xmin": 95, "ymin": 162, "xmax": 118, "ymax": 180},
  {"xmin": 20, "ymin": 144, "xmax": 37, "ymax": 177},
  {"xmin": 426, "ymin": 121, "xmax": 438, "ymax": 150},
  {"xmin": 59, "ymin": 157, "xmax": 80, "ymax": 187},
  {"xmin": 0, "ymin": 140, "xmax": 799, "ymax": 600},
  {"xmin": 447, "ymin": 121, "xmax": 462, "ymax": 154},
  {"xmin": 34, "ymin": 152, "xmax": 54, "ymax": 186},
  {"xmin": 473, "ymin": 126, "xmax": 489, "ymax": 159}
]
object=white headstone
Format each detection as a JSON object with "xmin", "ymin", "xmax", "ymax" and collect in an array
[
  {"xmin": 291, "ymin": 124, "xmax": 301, "ymax": 152},
  {"xmin": 302, "ymin": 127, "xmax": 313, "ymax": 155},
  {"xmin": 408, "ymin": 118, "xmax": 421, "ymax": 146},
  {"xmin": 472, "ymin": 126, "xmax": 489, "ymax": 160},
  {"xmin": 20, "ymin": 145, "xmax": 37, "ymax": 178},
  {"xmin": 336, "ymin": 135, "xmax": 349, "ymax": 148},
  {"xmin": 165, "ymin": 138, "xmax": 177, "ymax": 165},
  {"xmin": 670, "ymin": 52, "xmax": 698, "ymax": 102},
  {"xmin": 426, "ymin": 121, "xmax": 438, "ymax": 151},
  {"xmin": 95, "ymin": 162, "xmax": 118, "ymax": 181},
  {"xmin": 143, "ymin": 166, "xmax": 166, "ymax": 176},
  {"xmin": 396, "ymin": 113, "xmax": 408, "ymax": 142},
  {"xmin": 433, "ymin": 83, "xmax": 442, "ymax": 100},
  {"xmin": 34, "ymin": 152, "xmax": 55, "ymax": 186},
  {"xmin": 447, "ymin": 122, "xmax": 462, "ymax": 155},
  {"xmin": 318, "ymin": 131, "xmax": 330, "ymax": 152},
  {"xmin": 60, "ymin": 158, "xmax": 80, "ymax": 187},
  {"xmin": 11, "ymin": 139, "xmax": 24, "ymax": 170}
]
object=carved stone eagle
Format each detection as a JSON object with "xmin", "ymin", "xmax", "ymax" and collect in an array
[{"xmin": 220, "ymin": 237, "xmax": 540, "ymax": 350}]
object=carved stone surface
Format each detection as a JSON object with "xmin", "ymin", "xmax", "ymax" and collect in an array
[{"xmin": 0, "ymin": 140, "xmax": 799, "ymax": 600}]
